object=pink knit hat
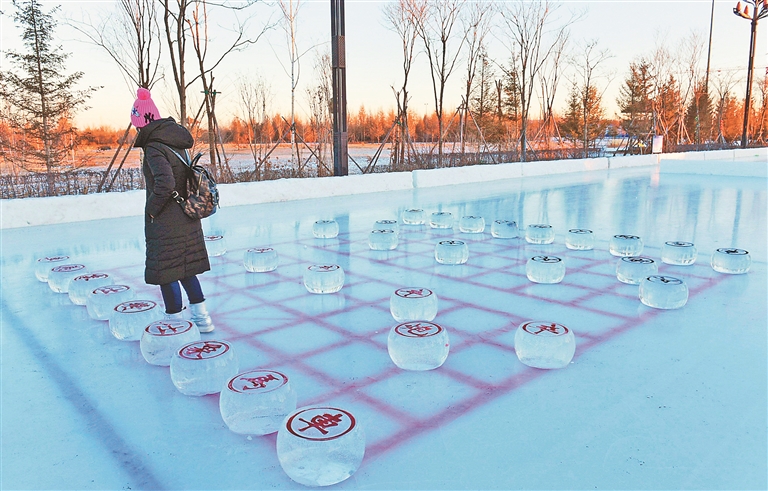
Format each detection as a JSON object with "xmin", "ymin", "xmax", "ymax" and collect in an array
[{"xmin": 130, "ymin": 88, "xmax": 161, "ymax": 128}]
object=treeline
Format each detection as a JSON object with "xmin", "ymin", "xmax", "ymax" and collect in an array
[{"xmin": 2, "ymin": 0, "xmax": 767, "ymax": 198}]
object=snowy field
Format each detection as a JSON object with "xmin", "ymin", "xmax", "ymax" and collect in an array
[{"xmin": 1, "ymin": 151, "xmax": 766, "ymax": 490}]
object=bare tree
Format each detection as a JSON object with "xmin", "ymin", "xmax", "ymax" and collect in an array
[
  {"xmin": 534, "ymin": 30, "xmax": 568, "ymax": 149},
  {"xmin": 238, "ymin": 74, "xmax": 272, "ymax": 179},
  {"xmin": 383, "ymin": 0, "xmax": 422, "ymax": 170},
  {"xmin": 458, "ymin": 0, "xmax": 492, "ymax": 156},
  {"xmin": 68, "ymin": 0, "xmax": 162, "ymax": 90},
  {"xmin": 410, "ymin": 0, "xmax": 467, "ymax": 167},
  {"xmin": 161, "ymin": 0, "xmax": 192, "ymax": 126},
  {"xmin": 276, "ymin": 0, "xmax": 315, "ymax": 170},
  {"xmin": 712, "ymin": 70, "xmax": 740, "ymax": 143},
  {"xmin": 186, "ymin": 0, "xmax": 267, "ymax": 180},
  {"xmin": 676, "ymin": 31, "xmax": 705, "ymax": 144},
  {"xmin": 567, "ymin": 39, "xmax": 612, "ymax": 157},
  {"xmin": 305, "ymin": 52, "xmax": 333, "ymax": 176},
  {"xmin": 496, "ymin": 0, "xmax": 572, "ymax": 162}
]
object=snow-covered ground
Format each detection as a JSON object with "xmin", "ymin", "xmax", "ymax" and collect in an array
[{"xmin": 1, "ymin": 150, "xmax": 766, "ymax": 489}]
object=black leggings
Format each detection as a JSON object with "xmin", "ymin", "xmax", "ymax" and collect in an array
[{"xmin": 159, "ymin": 276, "xmax": 204, "ymax": 314}]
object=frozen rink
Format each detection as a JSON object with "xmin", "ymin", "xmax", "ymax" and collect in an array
[{"xmin": 1, "ymin": 154, "xmax": 767, "ymax": 490}]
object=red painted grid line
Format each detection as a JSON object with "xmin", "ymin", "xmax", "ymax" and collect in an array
[{"xmin": 90, "ymin": 221, "xmax": 735, "ymax": 464}]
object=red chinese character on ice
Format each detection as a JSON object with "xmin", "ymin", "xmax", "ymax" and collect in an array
[
  {"xmin": 183, "ymin": 342, "xmax": 223, "ymax": 359},
  {"xmin": 297, "ymin": 413, "xmax": 344, "ymax": 435},
  {"xmin": 98, "ymin": 285, "xmax": 127, "ymax": 294},
  {"xmin": 528, "ymin": 323, "xmax": 564, "ymax": 335},
  {"xmin": 399, "ymin": 288, "xmax": 428, "ymax": 298},
  {"xmin": 403, "ymin": 322, "xmax": 434, "ymax": 336},
  {"xmin": 240, "ymin": 373, "xmax": 278, "ymax": 390},
  {"xmin": 117, "ymin": 301, "xmax": 152, "ymax": 312},
  {"xmin": 154, "ymin": 322, "xmax": 180, "ymax": 335}
]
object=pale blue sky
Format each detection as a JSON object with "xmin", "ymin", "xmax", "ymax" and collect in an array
[{"xmin": 0, "ymin": 0, "xmax": 764, "ymax": 128}]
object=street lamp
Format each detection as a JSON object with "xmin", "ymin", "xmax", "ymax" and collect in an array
[{"xmin": 733, "ymin": 0, "xmax": 768, "ymax": 148}]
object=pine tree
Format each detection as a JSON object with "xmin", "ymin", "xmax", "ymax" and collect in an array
[
  {"xmin": 616, "ymin": 60, "xmax": 653, "ymax": 154},
  {"xmin": 684, "ymin": 81, "xmax": 713, "ymax": 145},
  {"xmin": 469, "ymin": 52, "xmax": 502, "ymax": 142},
  {"xmin": 560, "ymin": 82, "xmax": 607, "ymax": 156},
  {"xmin": 0, "ymin": 0, "xmax": 98, "ymax": 192}
]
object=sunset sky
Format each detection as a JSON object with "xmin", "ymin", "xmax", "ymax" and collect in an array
[{"xmin": 0, "ymin": 0, "xmax": 765, "ymax": 129}]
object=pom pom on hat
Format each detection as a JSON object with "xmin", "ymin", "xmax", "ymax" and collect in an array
[{"xmin": 131, "ymin": 87, "xmax": 161, "ymax": 128}]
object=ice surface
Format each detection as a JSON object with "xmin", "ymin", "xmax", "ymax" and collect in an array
[{"xmin": 2, "ymin": 153, "xmax": 766, "ymax": 491}]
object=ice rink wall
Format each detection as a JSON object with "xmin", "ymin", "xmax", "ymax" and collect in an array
[{"xmin": 2, "ymin": 148, "xmax": 766, "ymax": 229}]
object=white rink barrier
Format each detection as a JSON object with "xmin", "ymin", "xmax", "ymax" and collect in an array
[{"xmin": 2, "ymin": 148, "xmax": 764, "ymax": 229}]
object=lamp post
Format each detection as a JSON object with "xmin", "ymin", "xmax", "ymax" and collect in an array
[
  {"xmin": 331, "ymin": 0, "xmax": 348, "ymax": 176},
  {"xmin": 733, "ymin": 0, "xmax": 768, "ymax": 148}
]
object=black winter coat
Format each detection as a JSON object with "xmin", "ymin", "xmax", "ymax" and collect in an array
[{"xmin": 135, "ymin": 118, "xmax": 210, "ymax": 285}]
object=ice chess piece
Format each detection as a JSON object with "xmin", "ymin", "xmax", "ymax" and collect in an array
[
  {"xmin": 244, "ymin": 247, "xmax": 278, "ymax": 272},
  {"xmin": 304, "ymin": 264, "xmax": 345, "ymax": 294},
  {"xmin": 565, "ymin": 229, "xmax": 594, "ymax": 250},
  {"xmin": 434, "ymin": 240, "xmax": 469, "ymax": 264},
  {"xmin": 616, "ymin": 256, "xmax": 658, "ymax": 285},
  {"xmin": 374, "ymin": 219, "xmax": 399, "ymax": 234},
  {"xmin": 86, "ymin": 285, "xmax": 135, "ymax": 321},
  {"xmin": 661, "ymin": 241, "xmax": 697, "ymax": 265},
  {"xmin": 609, "ymin": 234, "xmax": 643, "ymax": 257},
  {"xmin": 35, "ymin": 255, "xmax": 70, "ymax": 282},
  {"xmin": 459, "ymin": 216, "xmax": 485, "ymax": 233},
  {"xmin": 369, "ymin": 229, "xmax": 398, "ymax": 250},
  {"xmin": 525, "ymin": 224, "xmax": 555, "ymax": 244},
  {"xmin": 313, "ymin": 220, "xmax": 339, "ymax": 239},
  {"xmin": 390, "ymin": 287, "xmax": 438, "ymax": 322},
  {"xmin": 69, "ymin": 272, "xmax": 113, "ymax": 305},
  {"xmin": 429, "ymin": 212, "xmax": 453, "ymax": 229},
  {"xmin": 170, "ymin": 340, "xmax": 239, "ymax": 396},
  {"xmin": 219, "ymin": 369, "xmax": 297, "ymax": 435},
  {"xmin": 526, "ymin": 256, "xmax": 565, "ymax": 284},
  {"xmin": 402, "ymin": 208, "xmax": 426, "ymax": 225},
  {"xmin": 277, "ymin": 406, "xmax": 365, "ymax": 487},
  {"xmin": 141, "ymin": 319, "xmax": 201, "ymax": 366},
  {"xmin": 388, "ymin": 321, "xmax": 450, "ymax": 370},
  {"xmin": 491, "ymin": 220, "xmax": 518, "ymax": 239},
  {"xmin": 711, "ymin": 248, "xmax": 751, "ymax": 274},
  {"xmin": 514, "ymin": 321, "xmax": 575, "ymax": 369},
  {"xmin": 47, "ymin": 264, "xmax": 87, "ymax": 293},
  {"xmin": 205, "ymin": 235, "xmax": 227, "ymax": 257},
  {"xmin": 639, "ymin": 275, "xmax": 688, "ymax": 309},
  {"xmin": 109, "ymin": 300, "xmax": 161, "ymax": 341}
]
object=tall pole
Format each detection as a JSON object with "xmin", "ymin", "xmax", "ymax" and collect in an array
[
  {"xmin": 733, "ymin": 0, "xmax": 768, "ymax": 148},
  {"xmin": 331, "ymin": 0, "xmax": 348, "ymax": 176},
  {"xmin": 705, "ymin": 0, "xmax": 715, "ymax": 95}
]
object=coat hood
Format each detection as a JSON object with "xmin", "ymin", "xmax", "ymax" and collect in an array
[{"xmin": 134, "ymin": 117, "xmax": 194, "ymax": 149}]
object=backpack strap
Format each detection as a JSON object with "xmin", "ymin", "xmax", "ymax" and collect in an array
[{"xmin": 146, "ymin": 142, "xmax": 192, "ymax": 204}]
